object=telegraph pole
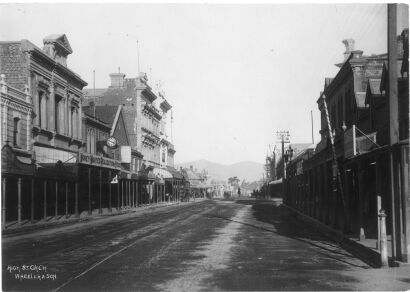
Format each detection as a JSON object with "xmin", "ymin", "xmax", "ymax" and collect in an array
[
  {"xmin": 276, "ymin": 131, "xmax": 290, "ymax": 179},
  {"xmin": 387, "ymin": 3, "xmax": 398, "ymax": 261}
]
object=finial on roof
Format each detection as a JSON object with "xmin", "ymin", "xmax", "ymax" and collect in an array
[{"xmin": 342, "ymin": 39, "xmax": 355, "ymax": 61}]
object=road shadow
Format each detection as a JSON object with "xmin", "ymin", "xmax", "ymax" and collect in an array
[{"xmin": 206, "ymin": 200, "xmax": 369, "ymax": 270}]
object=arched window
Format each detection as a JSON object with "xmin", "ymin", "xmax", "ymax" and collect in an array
[{"xmin": 13, "ymin": 117, "xmax": 20, "ymax": 147}]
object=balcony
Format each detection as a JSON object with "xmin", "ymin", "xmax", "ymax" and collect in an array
[{"xmin": 344, "ymin": 125, "xmax": 378, "ymax": 159}]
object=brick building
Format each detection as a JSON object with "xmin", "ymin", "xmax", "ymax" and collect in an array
[{"xmin": 0, "ymin": 34, "xmax": 88, "ymax": 225}]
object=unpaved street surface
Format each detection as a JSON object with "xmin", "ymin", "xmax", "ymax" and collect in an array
[{"xmin": 3, "ymin": 199, "xmax": 409, "ymax": 291}]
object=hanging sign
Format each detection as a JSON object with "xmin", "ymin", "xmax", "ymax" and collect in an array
[
  {"xmin": 110, "ymin": 175, "xmax": 118, "ymax": 184},
  {"xmin": 106, "ymin": 136, "xmax": 118, "ymax": 149}
]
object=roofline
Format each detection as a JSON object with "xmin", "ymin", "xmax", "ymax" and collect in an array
[
  {"xmin": 110, "ymin": 105, "xmax": 122, "ymax": 136},
  {"xmin": 20, "ymin": 39, "xmax": 88, "ymax": 87}
]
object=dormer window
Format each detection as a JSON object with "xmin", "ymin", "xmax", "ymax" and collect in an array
[{"xmin": 42, "ymin": 34, "xmax": 73, "ymax": 67}]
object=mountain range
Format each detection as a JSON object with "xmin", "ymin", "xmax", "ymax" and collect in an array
[{"xmin": 175, "ymin": 159, "xmax": 264, "ymax": 182}]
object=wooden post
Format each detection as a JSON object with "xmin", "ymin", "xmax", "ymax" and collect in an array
[
  {"xmin": 379, "ymin": 209, "xmax": 389, "ymax": 267},
  {"xmin": 128, "ymin": 181, "xmax": 131, "ymax": 207},
  {"xmin": 400, "ymin": 146, "xmax": 410, "ymax": 262},
  {"xmin": 31, "ymin": 179, "xmax": 34, "ymax": 223},
  {"xmin": 388, "ymin": 2, "xmax": 399, "ymax": 262},
  {"xmin": 156, "ymin": 184, "xmax": 159, "ymax": 204},
  {"xmin": 65, "ymin": 182, "xmax": 68, "ymax": 218},
  {"xmin": 136, "ymin": 182, "xmax": 139, "ymax": 207},
  {"xmin": 377, "ymin": 195, "xmax": 382, "ymax": 250},
  {"xmin": 108, "ymin": 170, "xmax": 112, "ymax": 213},
  {"xmin": 99, "ymin": 169, "xmax": 102, "ymax": 214},
  {"xmin": 17, "ymin": 178, "xmax": 22, "ymax": 224},
  {"xmin": 121, "ymin": 180, "xmax": 124, "ymax": 209},
  {"xmin": 134, "ymin": 182, "xmax": 137, "ymax": 207},
  {"xmin": 117, "ymin": 179, "xmax": 120, "ymax": 210},
  {"xmin": 375, "ymin": 156, "xmax": 382, "ymax": 250},
  {"xmin": 75, "ymin": 182, "xmax": 79, "ymax": 217},
  {"xmin": 358, "ymin": 162, "xmax": 366, "ymax": 241},
  {"xmin": 43, "ymin": 180, "xmax": 47, "ymax": 219},
  {"xmin": 55, "ymin": 181, "xmax": 58, "ymax": 217},
  {"xmin": 2, "ymin": 177, "xmax": 6, "ymax": 229},
  {"xmin": 88, "ymin": 168, "xmax": 92, "ymax": 215}
]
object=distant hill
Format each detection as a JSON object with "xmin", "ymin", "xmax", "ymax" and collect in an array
[{"xmin": 175, "ymin": 159, "xmax": 264, "ymax": 182}]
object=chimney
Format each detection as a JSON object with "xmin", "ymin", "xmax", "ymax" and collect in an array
[
  {"xmin": 342, "ymin": 39, "xmax": 355, "ymax": 61},
  {"xmin": 109, "ymin": 72, "xmax": 126, "ymax": 88}
]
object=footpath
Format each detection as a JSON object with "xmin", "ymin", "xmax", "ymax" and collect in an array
[
  {"xmin": 2, "ymin": 199, "xmax": 206, "ymax": 238},
  {"xmin": 283, "ymin": 204, "xmax": 410, "ymax": 273}
]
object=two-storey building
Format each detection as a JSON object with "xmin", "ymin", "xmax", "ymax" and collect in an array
[
  {"xmin": 1, "ymin": 34, "xmax": 87, "ymax": 225},
  {"xmin": 285, "ymin": 30, "xmax": 409, "ymax": 263}
]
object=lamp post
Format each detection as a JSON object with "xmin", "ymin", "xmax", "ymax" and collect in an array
[{"xmin": 283, "ymin": 145, "xmax": 293, "ymax": 178}]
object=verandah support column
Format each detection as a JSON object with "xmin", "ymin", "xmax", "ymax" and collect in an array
[
  {"xmin": 125, "ymin": 180, "xmax": 128, "ymax": 207},
  {"xmin": 43, "ymin": 180, "xmax": 47, "ymax": 219},
  {"xmin": 65, "ymin": 182, "xmax": 68, "ymax": 218},
  {"xmin": 375, "ymin": 157, "xmax": 382, "ymax": 250},
  {"xmin": 117, "ymin": 180, "xmax": 120, "ymax": 210},
  {"xmin": 343, "ymin": 165, "xmax": 351, "ymax": 233},
  {"xmin": 55, "ymin": 181, "xmax": 58, "ymax": 217},
  {"xmin": 99, "ymin": 169, "xmax": 102, "ymax": 214},
  {"xmin": 17, "ymin": 177, "xmax": 22, "ymax": 225},
  {"xmin": 2, "ymin": 177, "xmax": 6, "ymax": 229},
  {"xmin": 318, "ymin": 166, "xmax": 324, "ymax": 221},
  {"xmin": 131, "ymin": 181, "xmax": 134, "ymax": 207},
  {"xmin": 133, "ymin": 181, "xmax": 136, "ymax": 207},
  {"xmin": 358, "ymin": 161, "xmax": 366, "ymax": 241},
  {"xmin": 130, "ymin": 181, "xmax": 132, "ymax": 207},
  {"xmin": 75, "ymin": 182, "xmax": 79, "ymax": 217},
  {"xmin": 156, "ymin": 184, "xmax": 158, "ymax": 204},
  {"xmin": 121, "ymin": 180, "xmax": 124, "ymax": 209},
  {"xmin": 136, "ymin": 182, "xmax": 139, "ymax": 207},
  {"xmin": 88, "ymin": 168, "xmax": 92, "ymax": 215},
  {"xmin": 324, "ymin": 163, "xmax": 329, "ymax": 224},
  {"xmin": 108, "ymin": 170, "xmax": 112, "ymax": 213},
  {"xmin": 31, "ymin": 179, "xmax": 34, "ymax": 223},
  {"xmin": 400, "ymin": 146, "xmax": 410, "ymax": 262}
]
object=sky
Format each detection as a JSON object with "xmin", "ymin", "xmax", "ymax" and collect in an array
[{"xmin": 0, "ymin": 3, "xmax": 408, "ymax": 165}]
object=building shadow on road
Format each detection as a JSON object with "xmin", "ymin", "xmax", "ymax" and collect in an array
[{"xmin": 206, "ymin": 200, "xmax": 370, "ymax": 270}]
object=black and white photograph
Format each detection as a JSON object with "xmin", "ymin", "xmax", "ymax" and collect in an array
[{"xmin": 0, "ymin": 1, "xmax": 409, "ymax": 291}]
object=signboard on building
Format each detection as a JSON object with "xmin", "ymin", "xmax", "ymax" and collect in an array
[
  {"xmin": 344, "ymin": 126, "xmax": 355, "ymax": 159},
  {"xmin": 120, "ymin": 146, "xmax": 131, "ymax": 163}
]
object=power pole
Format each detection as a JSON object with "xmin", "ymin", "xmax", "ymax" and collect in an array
[
  {"xmin": 387, "ymin": 3, "xmax": 399, "ymax": 261},
  {"xmin": 276, "ymin": 131, "xmax": 290, "ymax": 179},
  {"xmin": 321, "ymin": 94, "xmax": 347, "ymax": 226}
]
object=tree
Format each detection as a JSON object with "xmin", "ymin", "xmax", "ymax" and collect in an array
[{"xmin": 228, "ymin": 176, "xmax": 240, "ymax": 186}]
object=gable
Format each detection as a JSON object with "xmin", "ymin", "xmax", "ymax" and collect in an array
[
  {"xmin": 43, "ymin": 34, "xmax": 72, "ymax": 55},
  {"xmin": 112, "ymin": 110, "xmax": 130, "ymax": 147}
]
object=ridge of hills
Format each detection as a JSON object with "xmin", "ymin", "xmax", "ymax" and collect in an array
[{"xmin": 175, "ymin": 159, "xmax": 264, "ymax": 182}]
